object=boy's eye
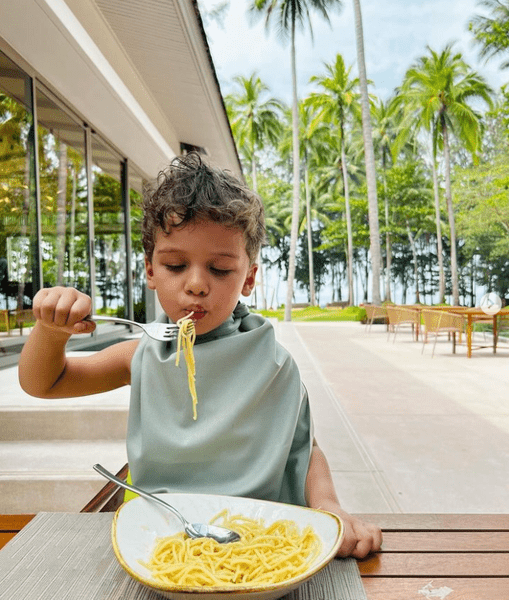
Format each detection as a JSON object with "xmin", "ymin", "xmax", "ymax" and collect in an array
[
  {"xmin": 210, "ymin": 267, "xmax": 232, "ymax": 276},
  {"xmin": 165, "ymin": 264, "xmax": 186, "ymax": 273}
]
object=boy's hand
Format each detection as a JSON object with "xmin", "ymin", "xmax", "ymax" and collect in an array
[
  {"xmin": 319, "ymin": 500, "xmax": 382, "ymax": 559},
  {"xmin": 33, "ymin": 286, "xmax": 96, "ymax": 336},
  {"xmin": 334, "ymin": 507, "xmax": 382, "ymax": 559}
]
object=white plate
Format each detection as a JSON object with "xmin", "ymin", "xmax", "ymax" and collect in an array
[{"xmin": 112, "ymin": 493, "xmax": 344, "ymax": 600}]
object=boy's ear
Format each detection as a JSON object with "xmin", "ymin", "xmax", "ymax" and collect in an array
[
  {"xmin": 145, "ymin": 257, "xmax": 157, "ymax": 290},
  {"xmin": 241, "ymin": 264, "xmax": 258, "ymax": 297}
]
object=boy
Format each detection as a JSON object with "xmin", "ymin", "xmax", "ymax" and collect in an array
[{"xmin": 19, "ymin": 153, "xmax": 382, "ymax": 559}]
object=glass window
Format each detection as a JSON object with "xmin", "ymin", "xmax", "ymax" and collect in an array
[
  {"xmin": 91, "ymin": 135, "xmax": 127, "ymax": 317},
  {"xmin": 129, "ymin": 168, "xmax": 147, "ymax": 322},
  {"xmin": 0, "ymin": 51, "xmax": 38, "ymax": 313},
  {"xmin": 36, "ymin": 88, "xmax": 90, "ymax": 293}
]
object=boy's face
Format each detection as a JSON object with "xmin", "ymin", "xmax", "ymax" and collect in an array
[{"xmin": 145, "ymin": 220, "xmax": 257, "ymax": 335}]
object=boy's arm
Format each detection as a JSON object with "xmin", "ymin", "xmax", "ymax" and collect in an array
[
  {"xmin": 19, "ymin": 286, "xmax": 136, "ymax": 398},
  {"xmin": 305, "ymin": 439, "xmax": 383, "ymax": 559}
]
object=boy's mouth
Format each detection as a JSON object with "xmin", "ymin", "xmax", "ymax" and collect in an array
[{"xmin": 185, "ymin": 307, "xmax": 206, "ymax": 320}]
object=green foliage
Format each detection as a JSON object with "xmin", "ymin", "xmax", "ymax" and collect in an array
[
  {"xmin": 381, "ymin": 162, "xmax": 435, "ymax": 238},
  {"xmin": 469, "ymin": 0, "xmax": 509, "ymax": 69},
  {"xmin": 255, "ymin": 305, "xmax": 366, "ymax": 321}
]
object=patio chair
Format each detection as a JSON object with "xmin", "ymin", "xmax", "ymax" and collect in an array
[
  {"xmin": 421, "ymin": 309, "xmax": 465, "ymax": 357},
  {"xmin": 364, "ymin": 304, "xmax": 388, "ymax": 332},
  {"xmin": 386, "ymin": 305, "xmax": 420, "ymax": 342}
]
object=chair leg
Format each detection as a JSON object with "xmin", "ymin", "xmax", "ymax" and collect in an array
[{"xmin": 431, "ymin": 332, "xmax": 439, "ymax": 358}]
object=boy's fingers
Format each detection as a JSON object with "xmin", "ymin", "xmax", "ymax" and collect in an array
[
  {"xmin": 73, "ymin": 319, "xmax": 96, "ymax": 334},
  {"xmin": 34, "ymin": 287, "xmax": 92, "ymax": 330}
]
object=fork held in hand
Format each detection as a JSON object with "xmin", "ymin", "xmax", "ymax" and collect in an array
[{"xmin": 85, "ymin": 314, "xmax": 178, "ymax": 341}]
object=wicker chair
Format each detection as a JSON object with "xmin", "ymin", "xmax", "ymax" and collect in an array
[
  {"xmin": 421, "ymin": 310, "xmax": 465, "ymax": 357},
  {"xmin": 386, "ymin": 305, "xmax": 420, "ymax": 342}
]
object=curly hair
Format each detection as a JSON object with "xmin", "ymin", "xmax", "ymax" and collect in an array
[{"xmin": 142, "ymin": 152, "xmax": 265, "ymax": 264}]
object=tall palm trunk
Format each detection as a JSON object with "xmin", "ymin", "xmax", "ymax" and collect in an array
[
  {"xmin": 340, "ymin": 148, "xmax": 354, "ymax": 305},
  {"xmin": 284, "ymin": 20, "xmax": 301, "ymax": 321},
  {"xmin": 251, "ymin": 152, "xmax": 267, "ymax": 310},
  {"xmin": 406, "ymin": 223, "xmax": 420, "ymax": 303},
  {"xmin": 304, "ymin": 163, "xmax": 316, "ymax": 305},
  {"xmin": 382, "ymin": 152, "xmax": 391, "ymax": 302},
  {"xmin": 431, "ymin": 151, "xmax": 445, "ymax": 303},
  {"xmin": 441, "ymin": 120, "xmax": 459, "ymax": 305},
  {"xmin": 352, "ymin": 0, "xmax": 381, "ymax": 305}
]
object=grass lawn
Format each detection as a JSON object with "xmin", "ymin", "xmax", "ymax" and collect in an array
[{"xmin": 255, "ymin": 305, "xmax": 366, "ymax": 322}]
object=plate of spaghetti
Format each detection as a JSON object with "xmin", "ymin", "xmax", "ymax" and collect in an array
[{"xmin": 112, "ymin": 492, "xmax": 344, "ymax": 600}]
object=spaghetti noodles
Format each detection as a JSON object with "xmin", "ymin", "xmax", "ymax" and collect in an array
[
  {"xmin": 143, "ymin": 510, "xmax": 321, "ymax": 588},
  {"xmin": 175, "ymin": 313, "xmax": 198, "ymax": 420}
]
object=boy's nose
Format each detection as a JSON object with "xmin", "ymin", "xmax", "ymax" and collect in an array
[{"xmin": 184, "ymin": 268, "xmax": 209, "ymax": 297}]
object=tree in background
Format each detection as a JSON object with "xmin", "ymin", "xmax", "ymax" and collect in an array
[
  {"xmin": 469, "ymin": 0, "xmax": 509, "ymax": 70},
  {"xmin": 398, "ymin": 45, "xmax": 494, "ymax": 305},
  {"xmin": 454, "ymin": 88, "xmax": 509, "ymax": 301},
  {"xmin": 306, "ymin": 54, "xmax": 360, "ymax": 305},
  {"xmin": 371, "ymin": 95, "xmax": 403, "ymax": 302},
  {"xmin": 250, "ymin": 0, "xmax": 343, "ymax": 320},
  {"xmin": 352, "ymin": 0, "xmax": 382, "ymax": 305},
  {"xmin": 225, "ymin": 73, "xmax": 283, "ymax": 308}
]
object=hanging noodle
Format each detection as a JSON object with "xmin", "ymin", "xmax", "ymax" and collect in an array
[
  {"xmin": 142, "ymin": 510, "xmax": 321, "ymax": 588},
  {"xmin": 175, "ymin": 313, "xmax": 198, "ymax": 420}
]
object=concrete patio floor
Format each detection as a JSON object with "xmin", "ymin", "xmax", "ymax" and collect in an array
[
  {"xmin": 281, "ymin": 320, "xmax": 509, "ymax": 514},
  {"xmin": 1, "ymin": 319, "xmax": 508, "ymax": 514}
]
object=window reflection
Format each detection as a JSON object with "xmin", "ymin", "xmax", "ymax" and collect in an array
[
  {"xmin": 0, "ymin": 52, "xmax": 38, "ymax": 312},
  {"xmin": 129, "ymin": 169, "xmax": 146, "ymax": 322},
  {"xmin": 36, "ymin": 88, "xmax": 90, "ymax": 293},
  {"xmin": 91, "ymin": 136, "xmax": 127, "ymax": 317}
]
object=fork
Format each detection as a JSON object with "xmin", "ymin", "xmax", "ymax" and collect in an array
[{"xmin": 86, "ymin": 315, "xmax": 179, "ymax": 341}]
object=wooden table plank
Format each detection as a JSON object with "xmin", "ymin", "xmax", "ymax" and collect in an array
[
  {"xmin": 381, "ymin": 530, "xmax": 509, "ymax": 552},
  {"xmin": 0, "ymin": 514, "xmax": 36, "ymax": 550},
  {"xmin": 363, "ymin": 578, "xmax": 509, "ymax": 600},
  {"xmin": 0, "ymin": 514, "xmax": 35, "ymax": 530},
  {"xmin": 358, "ymin": 552, "xmax": 509, "ymax": 577},
  {"xmin": 356, "ymin": 513, "xmax": 509, "ymax": 530}
]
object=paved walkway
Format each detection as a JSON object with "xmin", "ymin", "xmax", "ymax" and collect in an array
[
  {"xmin": 1, "ymin": 320, "xmax": 508, "ymax": 514},
  {"xmin": 280, "ymin": 321, "xmax": 509, "ymax": 514}
]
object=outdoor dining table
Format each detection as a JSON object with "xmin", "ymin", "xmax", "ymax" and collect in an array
[
  {"xmin": 434, "ymin": 306, "xmax": 509, "ymax": 358},
  {"xmin": 399, "ymin": 305, "xmax": 509, "ymax": 358},
  {"xmin": 1, "ymin": 512, "xmax": 508, "ymax": 599}
]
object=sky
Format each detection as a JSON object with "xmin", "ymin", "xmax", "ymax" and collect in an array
[
  {"xmin": 197, "ymin": 0, "xmax": 507, "ymax": 305},
  {"xmin": 198, "ymin": 0, "xmax": 508, "ymax": 105}
]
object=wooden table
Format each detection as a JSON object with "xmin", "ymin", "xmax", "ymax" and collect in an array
[
  {"xmin": 2, "ymin": 512, "xmax": 508, "ymax": 598},
  {"xmin": 357, "ymin": 513, "xmax": 509, "ymax": 598},
  {"xmin": 461, "ymin": 307, "xmax": 509, "ymax": 358},
  {"xmin": 404, "ymin": 305, "xmax": 509, "ymax": 358}
]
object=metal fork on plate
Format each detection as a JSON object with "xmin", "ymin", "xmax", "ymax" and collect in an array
[{"xmin": 86, "ymin": 315, "xmax": 179, "ymax": 341}]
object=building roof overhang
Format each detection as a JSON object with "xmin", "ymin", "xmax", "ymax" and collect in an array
[{"xmin": 0, "ymin": 0, "xmax": 241, "ymax": 180}]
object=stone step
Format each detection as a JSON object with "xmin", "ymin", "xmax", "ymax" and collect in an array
[
  {"xmin": 0, "ymin": 407, "xmax": 128, "ymax": 441},
  {"xmin": 0, "ymin": 440, "xmax": 127, "ymax": 513}
]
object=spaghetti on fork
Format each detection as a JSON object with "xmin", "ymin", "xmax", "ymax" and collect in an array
[{"xmin": 175, "ymin": 313, "xmax": 198, "ymax": 419}]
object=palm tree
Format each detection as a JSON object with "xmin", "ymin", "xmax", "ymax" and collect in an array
[
  {"xmin": 469, "ymin": 0, "xmax": 509, "ymax": 69},
  {"xmin": 399, "ymin": 45, "xmax": 494, "ymax": 305},
  {"xmin": 225, "ymin": 73, "xmax": 283, "ymax": 309},
  {"xmin": 226, "ymin": 74, "xmax": 283, "ymax": 193},
  {"xmin": 352, "ymin": 0, "xmax": 382, "ymax": 305},
  {"xmin": 305, "ymin": 54, "xmax": 360, "ymax": 305},
  {"xmin": 371, "ymin": 95, "xmax": 404, "ymax": 302},
  {"xmin": 279, "ymin": 101, "xmax": 330, "ymax": 305},
  {"xmin": 250, "ymin": 0, "xmax": 343, "ymax": 321}
]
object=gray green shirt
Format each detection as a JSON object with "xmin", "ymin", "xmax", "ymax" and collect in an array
[{"xmin": 127, "ymin": 303, "xmax": 313, "ymax": 506}]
